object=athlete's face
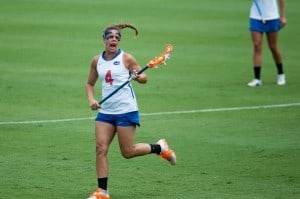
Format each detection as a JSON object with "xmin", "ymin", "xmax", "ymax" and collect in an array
[{"xmin": 103, "ymin": 29, "xmax": 120, "ymax": 53}]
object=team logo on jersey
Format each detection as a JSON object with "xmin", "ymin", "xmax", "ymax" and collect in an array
[{"xmin": 113, "ymin": 61, "xmax": 120, "ymax": 65}]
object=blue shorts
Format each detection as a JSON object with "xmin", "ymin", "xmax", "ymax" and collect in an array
[
  {"xmin": 95, "ymin": 111, "xmax": 140, "ymax": 127},
  {"xmin": 249, "ymin": 18, "xmax": 281, "ymax": 33}
]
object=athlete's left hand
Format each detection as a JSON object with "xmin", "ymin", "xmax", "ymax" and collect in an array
[{"xmin": 280, "ymin": 17, "xmax": 287, "ymax": 28}]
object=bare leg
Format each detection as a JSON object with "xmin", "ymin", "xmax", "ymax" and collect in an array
[
  {"xmin": 266, "ymin": 32, "xmax": 282, "ymax": 64},
  {"xmin": 247, "ymin": 31, "xmax": 264, "ymax": 86},
  {"xmin": 95, "ymin": 121, "xmax": 116, "ymax": 178},
  {"xmin": 266, "ymin": 31, "xmax": 285, "ymax": 84},
  {"xmin": 251, "ymin": 31, "xmax": 264, "ymax": 67},
  {"xmin": 116, "ymin": 125, "xmax": 151, "ymax": 159}
]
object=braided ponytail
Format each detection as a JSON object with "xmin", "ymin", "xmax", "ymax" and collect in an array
[
  {"xmin": 103, "ymin": 23, "xmax": 139, "ymax": 40},
  {"xmin": 117, "ymin": 23, "xmax": 139, "ymax": 37}
]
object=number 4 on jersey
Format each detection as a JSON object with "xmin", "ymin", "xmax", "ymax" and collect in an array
[{"xmin": 105, "ymin": 70, "xmax": 114, "ymax": 85}]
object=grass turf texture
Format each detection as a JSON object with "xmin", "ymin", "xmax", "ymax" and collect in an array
[{"xmin": 1, "ymin": 0, "xmax": 300, "ymax": 198}]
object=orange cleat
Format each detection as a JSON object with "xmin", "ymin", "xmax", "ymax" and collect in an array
[
  {"xmin": 86, "ymin": 188, "xmax": 110, "ymax": 199},
  {"xmin": 156, "ymin": 139, "xmax": 176, "ymax": 165}
]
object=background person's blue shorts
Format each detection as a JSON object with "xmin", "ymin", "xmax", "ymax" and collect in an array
[
  {"xmin": 249, "ymin": 18, "xmax": 281, "ymax": 33},
  {"xmin": 95, "ymin": 111, "xmax": 140, "ymax": 127}
]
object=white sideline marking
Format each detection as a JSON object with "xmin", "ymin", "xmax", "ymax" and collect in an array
[{"xmin": 0, "ymin": 102, "xmax": 299, "ymax": 125}]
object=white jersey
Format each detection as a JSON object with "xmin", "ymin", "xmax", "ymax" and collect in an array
[
  {"xmin": 97, "ymin": 49, "xmax": 138, "ymax": 114},
  {"xmin": 250, "ymin": 0, "xmax": 280, "ymax": 20}
]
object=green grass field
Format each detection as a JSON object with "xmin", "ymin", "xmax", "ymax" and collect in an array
[{"xmin": 1, "ymin": 0, "xmax": 299, "ymax": 198}]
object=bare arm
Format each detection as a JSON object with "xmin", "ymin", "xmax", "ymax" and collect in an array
[
  {"xmin": 85, "ymin": 55, "xmax": 101, "ymax": 110},
  {"xmin": 279, "ymin": 0, "xmax": 287, "ymax": 28},
  {"xmin": 123, "ymin": 52, "xmax": 147, "ymax": 84}
]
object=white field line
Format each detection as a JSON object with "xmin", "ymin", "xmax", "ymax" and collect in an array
[{"xmin": 0, "ymin": 102, "xmax": 299, "ymax": 125}]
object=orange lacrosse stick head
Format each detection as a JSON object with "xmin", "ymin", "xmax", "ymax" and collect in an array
[{"xmin": 147, "ymin": 44, "xmax": 173, "ymax": 68}]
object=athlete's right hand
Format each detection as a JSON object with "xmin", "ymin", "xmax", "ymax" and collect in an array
[{"xmin": 89, "ymin": 99, "xmax": 101, "ymax": 110}]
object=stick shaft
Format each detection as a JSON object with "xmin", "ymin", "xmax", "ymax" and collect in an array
[
  {"xmin": 253, "ymin": 0, "xmax": 265, "ymax": 23},
  {"xmin": 99, "ymin": 66, "xmax": 149, "ymax": 105},
  {"xmin": 137, "ymin": 66, "xmax": 149, "ymax": 75}
]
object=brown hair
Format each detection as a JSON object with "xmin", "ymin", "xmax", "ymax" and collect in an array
[{"xmin": 103, "ymin": 23, "xmax": 138, "ymax": 40}]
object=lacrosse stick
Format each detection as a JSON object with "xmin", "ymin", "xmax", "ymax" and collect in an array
[
  {"xmin": 253, "ymin": 0, "xmax": 265, "ymax": 23},
  {"xmin": 99, "ymin": 44, "xmax": 173, "ymax": 105}
]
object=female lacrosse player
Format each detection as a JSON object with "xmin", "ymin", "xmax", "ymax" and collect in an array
[
  {"xmin": 247, "ymin": 0, "xmax": 287, "ymax": 87},
  {"xmin": 85, "ymin": 23, "xmax": 176, "ymax": 199}
]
